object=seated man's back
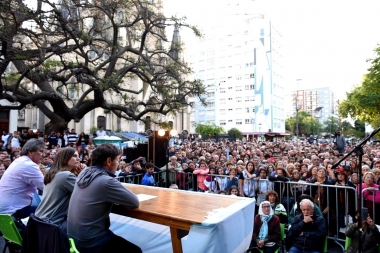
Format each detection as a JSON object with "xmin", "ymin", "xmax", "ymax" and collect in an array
[{"xmin": 67, "ymin": 143, "xmax": 141, "ymax": 253}]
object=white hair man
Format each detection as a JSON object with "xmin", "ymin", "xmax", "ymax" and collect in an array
[{"xmin": 287, "ymin": 199, "xmax": 327, "ymax": 253}]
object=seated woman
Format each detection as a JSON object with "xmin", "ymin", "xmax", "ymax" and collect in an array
[
  {"xmin": 35, "ymin": 147, "xmax": 83, "ymax": 232},
  {"xmin": 346, "ymin": 211, "xmax": 380, "ymax": 253},
  {"xmin": 250, "ymin": 201, "xmax": 280, "ymax": 253},
  {"xmin": 266, "ymin": 190, "xmax": 288, "ymax": 224}
]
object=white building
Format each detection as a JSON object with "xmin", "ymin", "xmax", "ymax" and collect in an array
[
  {"xmin": 188, "ymin": 16, "xmax": 285, "ymax": 138},
  {"xmin": 289, "ymin": 86, "xmax": 336, "ymax": 123}
]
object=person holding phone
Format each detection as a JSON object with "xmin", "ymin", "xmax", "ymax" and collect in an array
[{"xmin": 345, "ymin": 211, "xmax": 380, "ymax": 253}]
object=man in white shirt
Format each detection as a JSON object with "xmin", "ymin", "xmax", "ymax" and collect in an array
[
  {"xmin": 2, "ymin": 130, "xmax": 10, "ymax": 147},
  {"xmin": 96, "ymin": 126, "xmax": 107, "ymax": 137},
  {"xmin": 0, "ymin": 139, "xmax": 45, "ymax": 219}
]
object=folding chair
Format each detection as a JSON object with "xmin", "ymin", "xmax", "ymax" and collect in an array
[
  {"xmin": 246, "ymin": 223, "xmax": 285, "ymax": 253},
  {"xmin": 69, "ymin": 238, "xmax": 80, "ymax": 253},
  {"xmin": 0, "ymin": 214, "xmax": 23, "ymax": 253}
]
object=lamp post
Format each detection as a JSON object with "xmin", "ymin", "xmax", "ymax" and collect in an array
[
  {"xmin": 296, "ymin": 106, "xmax": 302, "ymax": 141},
  {"xmin": 329, "ymin": 119, "xmax": 332, "ymax": 138},
  {"xmin": 158, "ymin": 128, "xmax": 178, "ymax": 187},
  {"xmin": 258, "ymin": 123, "xmax": 262, "ymax": 141}
]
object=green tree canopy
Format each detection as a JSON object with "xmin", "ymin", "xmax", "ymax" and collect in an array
[
  {"xmin": 285, "ymin": 111, "xmax": 322, "ymax": 136},
  {"xmin": 322, "ymin": 116, "xmax": 339, "ymax": 136},
  {"xmin": 0, "ymin": 0, "xmax": 204, "ymax": 132},
  {"xmin": 227, "ymin": 128, "xmax": 242, "ymax": 140},
  {"xmin": 193, "ymin": 122, "xmax": 225, "ymax": 136},
  {"xmin": 339, "ymin": 45, "xmax": 380, "ymax": 128}
]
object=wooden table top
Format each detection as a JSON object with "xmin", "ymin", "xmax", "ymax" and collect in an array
[{"xmin": 119, "ymin": 184, "xmax": 245, "ymax": 227}]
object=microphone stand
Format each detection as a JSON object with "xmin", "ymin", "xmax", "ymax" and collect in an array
[{"xmin": 331, "ymin": 126, "xmax": 380, "ymax": 253}]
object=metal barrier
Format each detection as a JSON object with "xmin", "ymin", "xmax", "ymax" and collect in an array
[
  {"xmin": 361, "ymin": 188, "xmax": 380, "ymax": 224},
  {"xmin": 115, "ymin": 171, "xmax": 374, "ymax": 250}
]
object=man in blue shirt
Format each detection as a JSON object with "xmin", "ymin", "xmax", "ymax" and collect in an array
[{"xmin": 141, "ymin": 163, "xmax": 155, "ymax": 186}]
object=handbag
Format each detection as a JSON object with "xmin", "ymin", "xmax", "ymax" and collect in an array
[
  {"xmin": 245, "ymin": 247, "xmax": 262, "ymax": 253},
  {"xmin": 265, "ymin": 242, "xmax": 276, "ymax": 247}
]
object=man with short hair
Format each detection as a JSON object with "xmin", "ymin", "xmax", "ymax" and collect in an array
[
  {"xmin": 0, "ymin": 139, "xmax": 45, "ymax": 219},
  {"xmin": 141, "ymin": 162, "xmax": 155, "ymax": 186},
  {"xmin": 48, "ymin": 131, "xmax": 59, "ymax": 149},
  {"xmin": 2, "ymin": 130, "xmax": 10, "ymax": 148},
  {"xmin": 67, "ymin": 143, "xmax": 141, "ymax": 253},
  {"xmin": 2, "ymin": 156, "xmax": 11, "ymax": 170},
  {"xmin": 67, "ymin": 129, "xmax": 78, "ymax": 147},
  {"xmin": 287, "ymin": 199, "xmax": 326, "ymax": 253},
  {"xmin": 160, "ymin": 155, "xmax": 183, "ymax": 186},
  {"xmin": 96, "ymin": 126, "xmax": 107, "ymax": 137}
]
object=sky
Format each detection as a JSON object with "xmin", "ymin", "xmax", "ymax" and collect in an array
[{"xmin": 163, "ymin": 0, "xmax": 380, "ymax": 100}]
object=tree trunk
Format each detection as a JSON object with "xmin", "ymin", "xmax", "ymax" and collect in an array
[{"xmin": 44, "ymin": 121, "xmax": 68, "ymax": 134}]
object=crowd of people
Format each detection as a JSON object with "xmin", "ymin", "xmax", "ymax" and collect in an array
[{"xmin": 1, "ymin": 128, "xmax": 380, "ymax": 252}]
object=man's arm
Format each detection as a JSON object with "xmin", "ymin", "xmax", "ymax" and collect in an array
[
  {"xmin": 105, "ymin": 179, "xmax": 139, "ymax": 208},
  {"xmin": 345, "ymin": 222, "xmax": 358, "ymax": 238},
  {"xmin": 23, "ymin": 164, "xmax": 45, "ymax": 191},
  {"xmin": 288, "ymin": 215, "xmax": 305, "ymax": 238},
  {"xmin": 302, "ymin": 216, "xmax": 326, "ymax": 239}
]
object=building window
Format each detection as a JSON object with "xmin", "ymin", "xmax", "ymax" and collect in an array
[
  {"xmin": 236, "ymin": 120, "xmax": 242, "ymax": 125},
  {"xmin": 228, "ymin": 108, "xmax": 233, "ymax": 111},
  {"xmin": 220, "ymin": 121, "xmax": 226, "ymax": 125},
  {"xmin": 236, "ymin": 97, "xmax": 242, "ymax": 103},
  {"xmin": 245, "ymin": 119, "xmax": 252, "ymax": 124},
  {"xmin": 245, "ymin": 85, "xmax": 254, "ymax": 90},
  {"xmin": 207, "ymin": 102, "xmax": 215, "ymax": 107},
  {"xmin": 228, "ymin": 98, "xmax": 233, "ymax": 100},
  {"xmin": 250, "ymin": 73, "xmax": 255, "ymax": 79},
  {"xmin": 235, "ymin": 86, "xmax": 242, "ymax": 92},
  {"xmin": 228, "ymin": 87, "xmax": 233, "ymax": 89},
  {"xmin": 228, "ymin": 119, "xmax": 233, "ymax": 122}
]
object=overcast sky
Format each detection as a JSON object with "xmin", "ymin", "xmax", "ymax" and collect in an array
[{"xmin": 164, "ymin": 0, "xmax": 380, "ymax": 100}]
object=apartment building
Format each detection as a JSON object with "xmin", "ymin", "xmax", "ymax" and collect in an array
[
  {"xmin": 290, "ymin": 87, "xmax": 335, "ymax": 123},
  {"xmin": 188, "ymin": 16, "xmax": 285, "ymax": 137}
]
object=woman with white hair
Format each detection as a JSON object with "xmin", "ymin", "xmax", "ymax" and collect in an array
[{"xmin": 249, "ymin": 201, "xmax": 280, "ymax": 253}]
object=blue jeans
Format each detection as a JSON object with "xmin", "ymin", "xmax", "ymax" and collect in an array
[
  {"xmin": 13, "ymin": 191, "xmax": 41, "ymax": 219},
  {"xmin": 288, "ymin": 246, "xmax": 320, "ymax": 253}
]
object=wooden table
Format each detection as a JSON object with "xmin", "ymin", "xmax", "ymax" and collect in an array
[{"xmin": 112, "ymin": 184, "xmax": 244, "ymax": 253}]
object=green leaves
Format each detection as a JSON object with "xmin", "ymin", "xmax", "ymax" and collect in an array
[{"xmin": 339, "ymin": 46, "xmax": 380, "ymax": 128}]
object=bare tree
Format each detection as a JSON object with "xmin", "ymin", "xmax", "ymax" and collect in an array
[{"xmin": 0, "ymin": 0, "xmax": 205, "ymax": 132}]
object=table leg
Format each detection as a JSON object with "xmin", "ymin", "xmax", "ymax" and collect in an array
[{"xmin": 170, "ymin": 227, "xmax": 183, "ymax": 253}]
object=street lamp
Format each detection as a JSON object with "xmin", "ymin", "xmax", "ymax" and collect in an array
[
  {"xmin": 329, "ymin": 119, "xmax": 332, "ymax": 138},
  {"xmin": 258, "ymin": 123, "xmax": 262, "ymax": 141},
  {"xmin": 158, "ymin": 128, "xmax": 178, "ymax": 187},
  {"xmin": 296, "ymin": 106, "xmax": 302, "ymax": 141}
]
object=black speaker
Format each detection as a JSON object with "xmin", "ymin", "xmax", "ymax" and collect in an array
[{"xmin": 147, "ymin": 131, "xmax": 167, "ymax": 168}]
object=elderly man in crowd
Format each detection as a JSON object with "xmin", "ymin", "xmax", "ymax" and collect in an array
[
  {"xmin": 287, "ymin": 199, "xmax": 326, "ymax": 253},
  {"xmin": 160, "ymin": 155, "xmax": 183, "ymax": 187}
]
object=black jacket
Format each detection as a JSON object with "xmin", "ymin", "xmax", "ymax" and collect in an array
[
  {"xmin": 22, "ymin": 214, "xmax": 70, "ymax": 253},
  {"xmin": 287, "ymin": 213, "xmax": 327, "ymax": 252}
]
